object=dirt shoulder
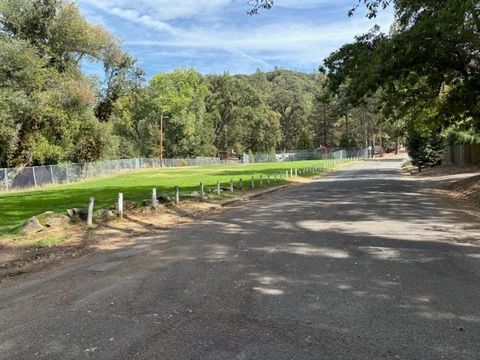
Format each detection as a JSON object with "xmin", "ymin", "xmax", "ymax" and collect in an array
[
  {"xmin": 405, "ymin": 164, "xmax": 480, "ymax": 208},
  {"xmin": 0, "ymin": 176, "xmax": 320, "ymax": 281}
]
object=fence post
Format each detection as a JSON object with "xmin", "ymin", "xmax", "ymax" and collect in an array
[
  {"xmin": 32, "ymin": 166, "xmax": 38, "ymax": 188},
  {"xmin": 87, "ymin": 197, "xmax": 95, "ymax": 226},
  {"xmin": 152, "ymin": 188, "xmax": 157, "ymax": 209},
  {"xmin": 290, "ymin": 169, "xmax": 293, "ymax": 177},
  {"xmin": 239, "ymin": 178, "xmax": 243, "ymax": 190},
  {"xmin": 286, "ymin": 171, "xmax": 289, "ymax": 178},
  {"xmin": 175, "ymin": 186, "xmax": 180, "ymax": 204},
  {"xmin": 217, "ymin": 181, "xmax": 221, "ymax": 195},
  {"xmin": 295, "ymin": 168, "xmax": 298, "ymax": 176},
  {"xmin": 260, "ymin": 175, "xmax": 263, "ymax": 187},
  {"xmin": 65, "ymin": 164, "xmax": 70, "ymax": 184},
  {"xmin": 200, "ymin": 182, "xmax": 205, "ymax": 200},
  {"xmin": 251, "ymin": 176, "xmax": 255, "ymax": 189},
  {"xmin": 267, "ymin": 175, "xmax": 270, "ymax": 185},
  {"xmin": 49, "ymin": 165, "xmax": 55, "ymax": 184},
  {"xmin": 230, "ymin": 179, "xmax": 234, "ymax": 192},
  {"xmin": 3, "ymin": 169, "xmax": 8, "ymax": 191},
  {"xmin": 118, "ymin": 193, "xmax": 124, "ymax": 218}
]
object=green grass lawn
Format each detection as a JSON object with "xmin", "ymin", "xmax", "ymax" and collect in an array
[{"xmin": 0, "ymin": 159, "xmax": 346, "ymax": 234}]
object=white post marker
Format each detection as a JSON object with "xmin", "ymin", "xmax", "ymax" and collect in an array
[
  {"xmin": 295, "ymin": 168, "xmax": 298, "ymax": 176},
  {"xmin": 32, "ymin": 166, "xmax": 38, "ymax": 188},
  {"xmin": 175, "ymin": 186, "xmax": 180, "ymax": 204},
  {"xmin": 251, "ymin": 176, "xmax": 255, "ymax": 189},
  {"xmin": 230, "ymin": 179, "xmax": 234, "ymax": 192},
  {"xmin": 118, "ymin": 193, "xmax": 124, "ymax": 218},
  {"xmin": 152, "ymin": 188, "xmax": 157, "ymax": 209},
  {"xmin": 260, "ymin": 175, "xmax": 263, "ymax": 187},
  {"xmin": 267, "ymin": 175, "xmax": 270, "ymax": 185},
  {"xmin": 239, "ymin": 178, "xmax": 243, "ymax": 190},
  {"xmin": 200, "ymin": 182, "xmax": 205, "ymax": 200},
  {"xmin": 87, "ymin": 197, "xmax": 95, "ymax": 226},
  {"xmin": 217, "ymin": 181, "xmax": 221, "ymax": 195},
  {"xmin": 49, "ymin": 165, "xmax": 55, "ymax": 184}
]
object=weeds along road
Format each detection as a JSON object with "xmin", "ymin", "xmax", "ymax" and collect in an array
[{"xmin": 1, "ymin": 159, "xmax": 480, "ymax": 359}]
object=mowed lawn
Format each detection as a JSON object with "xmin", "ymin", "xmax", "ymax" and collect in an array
[{"xmin": 0, "ymin": 159, "xmax": 343, "ymax": 234}]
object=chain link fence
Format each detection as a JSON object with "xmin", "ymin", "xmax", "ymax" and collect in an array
[
  {"xmin": 242, "ymin": 149, "xmax": 368, "ymax": 163},
  {"xmin": 0, "ymin": 149, "xmax": 367, "ymax": 192},
  {"xmin": 0, "ymin": 157, "xmax": 240, "ymax": 192}
]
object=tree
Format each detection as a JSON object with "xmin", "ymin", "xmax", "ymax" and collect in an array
[
  {"xmin": 112, "ymin": 69, "xmax": 214, "ymax": 159},
  {"xmin": 95, "ymin": 53, "xmax": 144, "ymax": 122},
  {"xmin": 323, "ymin": 0, "xmax": 480, "ymax": 154},
  {"xmin": 267, "ymin": 70, "xmax": 316, "ymax": 149},
  {"xmin": 0, "ymin": 0, "xmax": 129, "ymax": 166},
  {"xmin": 406, "ymin": 125, "xmax": 443, "ymax": 172}
]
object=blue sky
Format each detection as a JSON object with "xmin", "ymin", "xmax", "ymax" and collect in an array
[{"xmin": 77, "ymin": 0, "xmax": 394, "ymax": 77}]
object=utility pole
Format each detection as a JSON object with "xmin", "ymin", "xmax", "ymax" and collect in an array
[
  {"xmin": 345, "ymin": 109, "xmax": 349, "ymax": 135},
  {"xmin": 323, "ymin": 103, "xmax": 327, "ymax": 146},
  {"xmin": 160, "ymin": 112, "xmax": 164, "ymax": 168},
  {"xmin": 362, "ymin": 107, "xmax": 368, "ymax": 149}
]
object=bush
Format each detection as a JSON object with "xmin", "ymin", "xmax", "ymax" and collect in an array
[
  {"xmin": 443, "ymin": 126, "xmax": 480, "ymax": 145},
  {"xmin": 406, "ymin": 129, "xmax": 443, "ymax": 172}
]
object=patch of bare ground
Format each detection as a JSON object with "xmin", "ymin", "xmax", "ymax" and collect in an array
[
  {"xmin": 407, "ymin": 164, "xmax": 480, "ymax": 209},
  {"xmin": 0, "ymin": 201, "xmax": 224, "ymax": 281},
  {"xmin": 0, "ymin": 171, "xmax": 339, "ymax": 281}
]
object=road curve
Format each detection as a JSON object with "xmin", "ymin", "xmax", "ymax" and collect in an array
[{"xmin": 1, "ymin": 159, "xmax": 480, "ymax": 359}]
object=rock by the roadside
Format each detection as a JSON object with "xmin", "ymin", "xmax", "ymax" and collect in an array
[
  {"xmin": 189, "ymin": 191, "xmax": 203, "ymax": 199},
  {"xmin": 98, "ymin": 209, "xmax": 115, "ymax": 220},
  {"xmin": 157, "ymin": 194, "xmax": 172, "ymax": 204},
  {"xmin": 142, "ymin": 199, "xmax": 152, "ymax": 207},
  {"xmin": 66, "ymin": 208, "xmax": 88, "ymax": 221},
  {"xmin": 37, "ymin": 212, "xmax": 69, "ymax": 228},
  {"xmin": 20, "ymin": 217, "xmax": 45, "ymax": 233}
]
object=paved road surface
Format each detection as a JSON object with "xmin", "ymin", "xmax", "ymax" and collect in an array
[{"xmin": 1, "ymin": 159, "xmax": 480, "ymax": 359}]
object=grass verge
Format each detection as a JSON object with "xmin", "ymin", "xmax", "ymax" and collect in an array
[{"xmin": 0, "ymin": 159, "xmax": 350, "ymax": 234}]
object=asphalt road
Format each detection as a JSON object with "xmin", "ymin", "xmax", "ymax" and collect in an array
[{"xmin": 1, "ymin": 159, "xmax": 480, "ymax": 359}]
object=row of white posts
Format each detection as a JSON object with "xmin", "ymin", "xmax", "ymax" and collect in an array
[{"xmin": 85, "ymin": 159, "xmax": 355, "ymax": 225}]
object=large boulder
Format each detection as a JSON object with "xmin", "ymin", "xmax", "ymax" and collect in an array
[
  {"xmin": 37, "ymin": 211, "xmax": 69, "ymax": 228},
  {"xmin": 20, "ymin": 217, "xmax": 45, "ymax": 234}
]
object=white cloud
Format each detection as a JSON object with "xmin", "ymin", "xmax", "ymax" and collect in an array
[
  {"xmin": 78, "ymin": 0, "xmax": 231, "ymax": 22},
  {"xmin": 125, "ymin": 13, "xmax": 393, "ymax": 61},
  {"xmin": 77, "ymin": 0, "xmax": 394, "ymax": 74},
  {"xmin": 274, "ymin": 0, "xmax": 338, "ymax": 8}
]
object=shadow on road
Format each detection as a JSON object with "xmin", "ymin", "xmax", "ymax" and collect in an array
[{"xmin": 1, "ymin": 159, "xmax": 480, "ymax": 359}]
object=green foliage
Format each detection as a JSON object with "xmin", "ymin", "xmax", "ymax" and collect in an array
[
  {"xmin": 0, "ymin": 0, "xmax": 127, "ymax": 167},
  {"xmin": 0, "ymin": 0, "xmax": 394, "ymax": 168},
  {"xmin": 443, "ymin": 126, "xmax": 480, "ymax": 146},
  {"xmin": 297, "ymin": 129, "xmax": 315, "ymax": 150},
  {"xmin": 248, "ymin": 149, "xmax": 254, "ymax": 161},
  {"xmin": 112, "ymin": 68, "xmax": 212, "ymax": 158},
  {"xmin": 339, "ymin": 134, "xmax": 357, "ymax": 150},
  {"xmin": 406, "ymin": 126, "xmax": 443, "ymax": 172},
  {"xmin": 323, "ymin": 0, "xmax": 480, "ymax": 157}
]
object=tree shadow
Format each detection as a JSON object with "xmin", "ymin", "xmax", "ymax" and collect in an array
[{"xmin": 1, "ymin": 159, "xmax": 480, "ymax": 359}]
